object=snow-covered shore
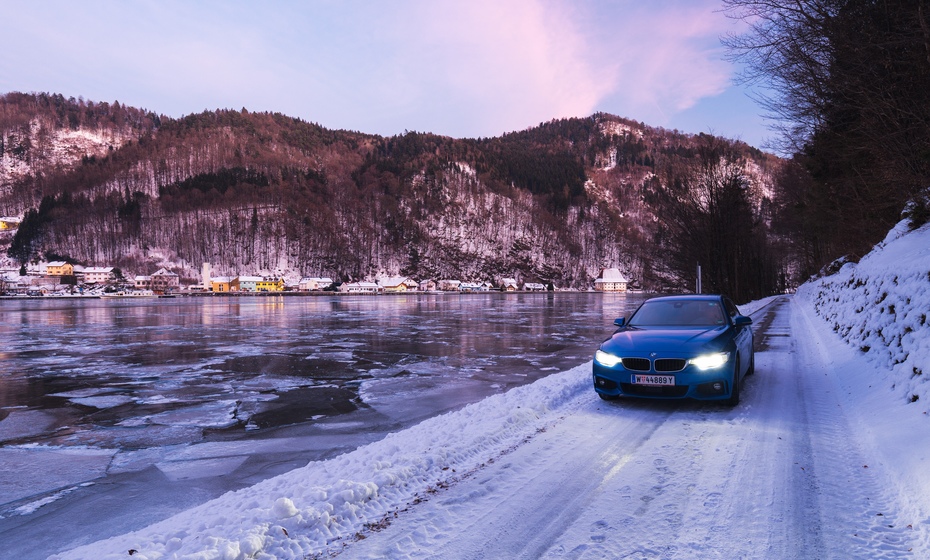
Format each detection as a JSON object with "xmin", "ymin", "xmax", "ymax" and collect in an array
[{"xmin": 53, "ymin": 220, "xmax": 930, "ymax": 559}]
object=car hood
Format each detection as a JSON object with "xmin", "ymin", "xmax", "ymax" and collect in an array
[{"xmin": 600, "ymin": 326, "xmax": 730, "ymax": 356}]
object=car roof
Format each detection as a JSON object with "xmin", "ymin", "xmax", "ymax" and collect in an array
[{"xmin": 644, "ymin": 294, "xmax": 724, "ymax": 303}]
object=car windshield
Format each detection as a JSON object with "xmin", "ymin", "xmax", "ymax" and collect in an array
[{"xmin": 628, "ymin": 300, "xmax": 726, "ymax": 327}]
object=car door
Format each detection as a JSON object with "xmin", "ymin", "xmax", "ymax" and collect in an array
[{"xmin": 725, "ymin": 298, "xmax": 752, "ymax": 373}]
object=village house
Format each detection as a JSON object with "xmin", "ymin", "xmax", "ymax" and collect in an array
[
  {"xmin": 418, "ymin": 279, "xmax": 437, "ymax": 292},
  {"xmin": 0, "ymin": 273, "xmax": 16, "ymax": 294},
  {"xmin": 211, "ymin": 276, "xmax": 235, "ymax": 292},
  {"xmin": 438, "ymin": 279, "xmax": 461, "ymax": 291},
  {"xmin": 256, "ymin": 278, "xmax": 284, "ymax": 292},
  {"xmin": 594, "ymin": 268, "xmax": 629, "ymax": 292},
  {"xmin": 0, "ymin": 217, "xmax": 21, "ymax": 230},
  {"xmin": 151, "ymin": 268, "xmax": 180, "ymax": 293},
  {"xmin": 83, "ymin": 266, "xmax": 115, "ymax": 284},
  {"xmin": 299, "ymin": 277, "xmax": 334, "ymax": 291},
  {"xmin": 135, "ymin": 275, "xmax": 152, "ymax": 290},
  {"xmin": 501, "ymin": 278, "xmax": 519, "ymax": 291},
  {"xmin": 236, "ymin": 276, "xmax": 262, "ymax": 292},
  {"xmin": 380, "ymin": 276, "xmax": 417, "ymax": 292},
  {"xmin": 45, "ymin": 261, "xmax": 74, "ymax": 277},
  {"xmin": 339, "ymin": 281, "xmax": 382, "ymax": 294},
  {"xmin": 524, "ymin": 282, "xmax": 547, "ymax": 292}
]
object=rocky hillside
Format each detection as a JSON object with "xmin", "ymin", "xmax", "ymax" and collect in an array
[{"xmin": 0, "ymin": 92, "xmax": 780, "ymax": 290}]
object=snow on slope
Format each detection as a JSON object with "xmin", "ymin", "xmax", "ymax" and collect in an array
[{"xmin": 798, "ymin": 219, "xmax": 930, "ymax": 405}]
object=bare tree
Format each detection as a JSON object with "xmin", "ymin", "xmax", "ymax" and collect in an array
[{"xmin": 724, "ymin": 0, "xmax": 930, "ymax": 263}]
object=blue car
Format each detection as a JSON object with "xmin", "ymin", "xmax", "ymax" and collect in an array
[{"xmin": 593, "ymin": 295, "xmax": 754, "ymax": 406}]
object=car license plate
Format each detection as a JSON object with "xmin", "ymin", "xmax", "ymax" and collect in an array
[{"xmin": 632, "ymin": 375, "xmax": 675, "ymax": 386}]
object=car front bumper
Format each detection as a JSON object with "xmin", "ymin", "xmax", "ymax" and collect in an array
[{"xmin": 592, "ymin": 360, "xmax": 735, "ymax": 401}]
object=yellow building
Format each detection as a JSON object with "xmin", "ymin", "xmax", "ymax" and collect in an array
[
  {"xmin": 256, "ymin": 278, "xmax": 284, "ymax": 292},
  {"xmin": 211, "ymin": 276, "xmax": 234, "ymax": 292},
  {"xmin": 0, "ymin": 217, "xmax": 21, "ymax": 230},
  {"xmin": 380, "ymin": 276, "xmax": 414, "ymax": 292},
  {"xmin": 46, "ymin": 261, "xmax": 74, "ymax": 277}
]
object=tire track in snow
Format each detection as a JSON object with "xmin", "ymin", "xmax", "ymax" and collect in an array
[
  {"xmin": 334, "ymin": 396, "xmax": 679, "ymax": 559},
  {"xmin": 791, "ymin": 298, "xmax": 919, "ymax": 559}
]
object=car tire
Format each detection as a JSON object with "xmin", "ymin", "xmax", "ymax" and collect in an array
[
  {"xmin": 725, "ymin": 357, "xmax": 741, "ymax": 407},
  {"xmin": 746, "ymin": 351, "xmax": 755, "ymax": 376}
]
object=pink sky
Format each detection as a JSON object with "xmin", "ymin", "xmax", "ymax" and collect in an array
[{"xmin": 0, "ymin": 0, "xmax": 771, "ymax": 149}]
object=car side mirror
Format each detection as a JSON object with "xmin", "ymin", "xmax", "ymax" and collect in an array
[
  {"xmin": 614, "ymin": 317, "xmax": 626, "ymax": 327},
  {"xmin": 734, "ymin": 315, "xmax": 752, "ymax": 327}
]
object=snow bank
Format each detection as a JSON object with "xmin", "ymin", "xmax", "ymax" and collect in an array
[
  {"xmin": 53, "ymin": 364, "xmax": 593, "ymax": 560},
  {"xmin": 797, "ymin": 219, "xmax": 930, "ymax": 405}
]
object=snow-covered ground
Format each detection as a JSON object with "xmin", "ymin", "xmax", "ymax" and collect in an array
[{"xmin": 51, "ymin": 220, "xmax": 930, "ymax": 559}]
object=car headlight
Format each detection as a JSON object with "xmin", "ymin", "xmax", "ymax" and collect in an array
[
  {"xmin": 688, "ymin": 352, "xmax": 730, "ymax": 370},
  {"xmin": 594, "ymin": 350, "xmax": 623, "ymax": 367}
]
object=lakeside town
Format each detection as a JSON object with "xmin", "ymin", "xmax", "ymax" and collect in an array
[
  {"xmin": 0, "ymin": 260, "xmax": 633, "ymax": 297},
  {"xmin": 0, "ymin": 215, "xmax": 633, "ymax": 297}
]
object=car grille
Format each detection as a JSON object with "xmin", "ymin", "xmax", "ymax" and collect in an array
[
  {"xmin": 621, "ymin": 358, "xmax": 651, "ymax": 371},
  {"xmin": 654, "ymin": 359, "xmax": 687, "ymax": 372},
  {"xmin": 619, "ymin": 357, "xmax": 686, "ymax": 372}
]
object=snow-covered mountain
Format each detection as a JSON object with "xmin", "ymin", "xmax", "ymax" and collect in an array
[{"xmin": 0, "ymin": 92, "xmax": 779, "ymax": 289}]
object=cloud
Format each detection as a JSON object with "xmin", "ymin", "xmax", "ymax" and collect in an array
[
  {"xmin": 423, "ymin": 0, "xmax": 615, "ymax": 130},
  {"xmin": 343, "ymin": 0, "xmax": 615, "ymax": 137},
  {"xmin": 591, "ymin": 1, "xmax": 736, "ymax": 124},
  {"xmin": 347, "ymin": 0, "xmax": 735, "ymax": 137}
]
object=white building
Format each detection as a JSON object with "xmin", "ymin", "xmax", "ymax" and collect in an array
[
  {"xmin": 151, "ymin": 268, "xmax": 180, "ymax": 293},
  {"xmin": 438, "ymin": 279, "xmax": 461, "ymax": 291},
  {"xmin": 594, "ymin": 268, "xmax": 629, "ymax": 292},
  {"xmin": 339, "ymin": 281, "xmax": 382, "ymax": 294},
  {"xmin": 299, "ymin": 277, "xmax": 334, "ymax": 291},
  {"xmin": 83, "ymin": 266, "xmax": 115, "ymax": 284}
]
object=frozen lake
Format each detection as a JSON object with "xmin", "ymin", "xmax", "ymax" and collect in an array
[{"xmin": 0, "ymin": 292, "xmax": 646, "ymax": 558}]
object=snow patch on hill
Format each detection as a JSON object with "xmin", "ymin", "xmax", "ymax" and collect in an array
[{"xmin": 0, "ymin": 119, "xmax": 132, "ymax": 185}]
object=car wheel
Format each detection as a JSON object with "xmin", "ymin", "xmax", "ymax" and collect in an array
[
  {"xmin": 725, "ymin": 357, "xmax": 741, "ymax": 407},
  {"xmin": 746, "ymin": 351, "xmax": 755, "ymax": 376}
]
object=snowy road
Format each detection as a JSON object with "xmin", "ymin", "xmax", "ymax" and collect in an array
[{"xmin": 335, "ymin": 296, "xmax": 921, "ymax": 559}]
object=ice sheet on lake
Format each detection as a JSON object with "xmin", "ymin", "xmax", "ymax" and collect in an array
[
  {"xmin": 156, "ymin": 456, "xmax": 249, "ymax": 481},
  {"xmin": 0, "ymin": 446, "xmax": 115, "ymax": 505},
  {"xmin": 70, "ymin": 395, "xmax": 135, "ymax": 409},
  {"xmin": 120, "ymin": 399, "xmax": 240, "ymax": 429},
  {"xmin": 0, "ymin": 410, "xmax": 59, "ymax": 443}
]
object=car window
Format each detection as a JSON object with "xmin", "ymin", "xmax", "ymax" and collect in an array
[
  {"xmin": 723, "ymin": 297, "xmax": 739, "ymax": 318},
  {"xmin": 629, "ymin": 300, "xmax": 726, "ymax": 327}
]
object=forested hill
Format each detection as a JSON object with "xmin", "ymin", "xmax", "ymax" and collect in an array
[{"xmin": 0, "ymin": 92, "xmax": 781, "ymax": 296}]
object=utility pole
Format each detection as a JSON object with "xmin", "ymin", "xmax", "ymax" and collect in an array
[{"xmin": 696, "ymin": 263, "xmax": 702, "ymax": 294}]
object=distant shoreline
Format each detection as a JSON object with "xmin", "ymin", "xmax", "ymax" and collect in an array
[{"xmin": 0, "ymin": 290, "xmax": 642, "ymax": 300}]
